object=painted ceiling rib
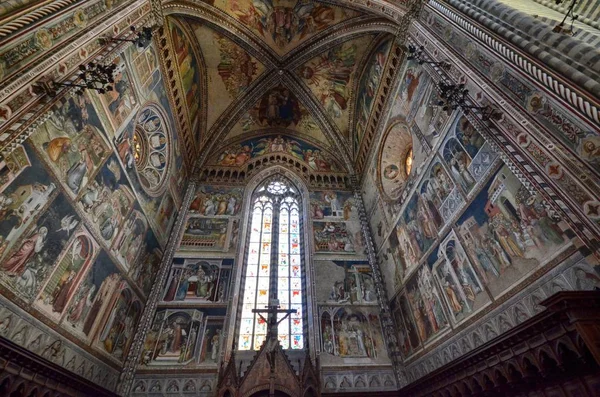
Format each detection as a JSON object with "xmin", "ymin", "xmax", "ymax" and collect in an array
[
  {"xmin": 162, "ymin": 1, "xmax": 279, "ymax": 68},
  {"xmin": 280, "ymin": 72, "xmax": 355, "ymax": 173},
  {"xmin": 281, "ymin": 16, "xmax": 397, "ymax": 67},
  {"xmin": 192, "ymin": 70, "xmax": 282, "ymax": 174}
]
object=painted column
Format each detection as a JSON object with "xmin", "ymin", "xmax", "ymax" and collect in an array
[
  {"xmin": 350, "ymin": 175, "xmax": 406, "ymax": 388},
  {"xmin": 117, "ymin": 182, "xmax": 196, "ymax": 396}
]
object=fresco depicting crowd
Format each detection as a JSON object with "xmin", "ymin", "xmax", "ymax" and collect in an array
[
  {"xmin": 0, "ymin": 41, "xmax": 185, "ymax": 367},
  {"xmin": 368, "ymin": 57, "xmax": 578, "ymax": 359}
]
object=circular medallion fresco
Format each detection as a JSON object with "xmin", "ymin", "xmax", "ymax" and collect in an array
[
  {"xmin": 377, "ymin": 121, "xmax": 414, "ymax": 201},
  {"xmin": 133, "ymin": 104, "xmax": 171, "ymax": 196}
]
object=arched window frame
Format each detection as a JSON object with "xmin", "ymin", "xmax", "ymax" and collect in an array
[{"xmin": 224, "ymin": 168, "xmax": 316, "ymax": 359}]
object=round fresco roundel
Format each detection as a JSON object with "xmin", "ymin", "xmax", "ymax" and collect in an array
[
  {"xmin": 133, "ymin": 104, "xmax": 171, "ymax": 196},
  {"xmin": 377, "ymin": 120, "xmax": 414, "ymax": 201}
]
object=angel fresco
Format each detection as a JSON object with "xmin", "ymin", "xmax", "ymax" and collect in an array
[
  {"xmin": 229, "ymin": 0, "xmax": 336, "ymax": 50},
  {"xmin": 214, "ymin": 135, "xmax": 340, "ymax": 172},
  {"xmin": 300, "ymin": 42, "xmax": 356, "ymax": 118}
]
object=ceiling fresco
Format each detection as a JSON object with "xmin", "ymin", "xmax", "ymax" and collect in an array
[
  {"xmin": 199, "ymin": 0, "xmax": 361, "ymax": 56},
  {"xmin": 188, "ymin": 19, "xmax": 266, "ymax": 132},
  {"xmin": 206, "ymin": 133, "xmax": 346, "ymax": 172},
  {"xmin": 223, "ymin": 84, "xmax": 330, "ymax": 146},
  {"xmin": 297, "ymin": 34, "xmax": 376, "ymax": 140},
  {"xmin": 164, "ymin": 2, "xmax": 398, "ymax": 168}
]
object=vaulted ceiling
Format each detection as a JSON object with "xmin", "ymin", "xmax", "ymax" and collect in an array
[{"xmin": 161, "ymin": 0, "xmax": 406, "ymax": 174}]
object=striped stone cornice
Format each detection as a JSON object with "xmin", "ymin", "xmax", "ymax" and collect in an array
[{"xmin": 427, "ymin": 0, "xmax": 600, "ymax": 127}]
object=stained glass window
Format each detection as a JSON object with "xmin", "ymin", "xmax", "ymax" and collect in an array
[{"xmin": 238, "ymin": 179, "xmax": 305, "ymax": 351}]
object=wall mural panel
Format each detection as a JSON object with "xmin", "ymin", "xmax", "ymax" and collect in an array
[
  {"xmin": 96, "ymin": 283, "xmax": 143, "ymax": 363},
  {"xmin": 455, "ymin": 164, "xmax": 572, "ymax": 299},
  {"xmin": 310, "ymin": 190, "xmax": 364, "ymax": 256},
  {"xmin": 319, "ymin": 306, "xmax": 389, "ymax": 366},
  {"xmin": 428, "ymin": 232, "xmax": 490, "ymax": 325},
  {"xmin": 62, "ymin": 250, "xmax": 121, "ymax": 342},
  {"xmin": 93, "ymin": 56, "xmax": 138, "ymax": 138},
  {"xmin": 139, "ymin": 307, "xmax": 226, "ymax": 368},
  {"xmin": 439, "ymin": 115, "xmax": 497, "ymax": 196},
  {"xmin": 393, "ymin": 60, "xmax": 446, "ymax": 149},
  {"xmin": 0, "ymin": 191, "xmax": 80, "ymax": 302},
  {"xmin": 315, "ymin": 261, "xmax": 377, "ymax": 305},
  {"xmin": 162, "ymin": 259, "xmax": 233, "ymax": 304},
  {"xmin": 180, "ymin": 185, "xmax": 243, "ymax": 253},
  {"xmin": 29, "ymin": 94, "xmax": 110, "ymax": 198}
]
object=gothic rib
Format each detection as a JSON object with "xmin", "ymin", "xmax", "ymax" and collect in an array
[
  {"xmin": 281, "ymin": 72, "xmax": 354, "ymax": 171},
  {"xmin": 162, "ymin": 0, "xmax": 279, "ymax": 68},
  {"xmin": 281, "ymin": 16, "xmax": 398, "ymax": 68},
  {"xmin": 191, "ymin": 70, "xmax": 281, "ymax": 176}
]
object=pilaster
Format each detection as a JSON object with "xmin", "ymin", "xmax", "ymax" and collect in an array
[
  {"xmin": 117, "ymin": 182, "xmax": 196, "ymax": 396},
  {"xmin": 350, "ymin": 175, "xmax": 406, "ymax": 387}
]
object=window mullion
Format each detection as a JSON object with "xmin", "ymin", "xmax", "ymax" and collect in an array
[
  {"xmin": 250, "ymin": 204, "xmax": 264, "ymax": 350},
  {"xmin": 269, "ymin": 198, "xmax": 280, "ymax": 327}
]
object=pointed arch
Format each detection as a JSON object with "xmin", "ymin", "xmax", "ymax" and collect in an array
[{"xmin": 224, "ymin": 166, "xmax": 317, "ymax": 360}]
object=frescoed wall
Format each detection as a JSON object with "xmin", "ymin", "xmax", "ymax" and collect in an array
[
  {"xmin": 310, "ymin": 190, "xmax": 364, "ymax": 256},
  {"xmin": 180, "ymin": 185, "xmax": 244, "ymax": 252},
  {"xmin": 206, "ymin": 134, "xmax": 345, "ymax": 172},
  {"xmin": 364, "ymin": 57, "xmax": 587, "ymax": 367},
  {"xmin": 0, "ymin": 40, "xmax": 187, "ymax": 389},
  {"xmin": 137, "ymin": 256, "xmax": 230, "ymax": 373}
]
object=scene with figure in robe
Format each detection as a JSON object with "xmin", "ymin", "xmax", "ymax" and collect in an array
[
  {"xmin": 390, "ymin": 293, "xmax": 422, "ymax": 358},
  {"xmin": 315, "ymin": 260, "xmax": 377, "ymax": 305},
  {"xmin": 34, "ymin": 230, "xmax": 98, "ymax": 322},
  {"xmin": 198, "ymin": 319, "xmax": 224, "ymax": 365},
  {"xmin": 62, "ymin": 250, "xmax": 121, "ymax": 342},
  {"xmin": 404, "ymin": 265, "xmax": 449, "ymax": 345},
  {"xmin": 189, "ymin": 186, "xmax": 243, "ymax": 216},
  {"xmin": 455, "ymin": 164, "xmax": 572, "ymax": 298},
  {"xmin": 96, "ymin": 283, "xmax": 143, "ymax": 363},
  {"xmin": 319, "ymin": 307, "xmax": 389, "ymax": 365},
  {"xmin": 139, "ymin": 309, "xmax": 203, "ymax": 367},
  {"xmin": 439, "ymin": 115, "xmax": 498, "ymax": 195},
  {"xmin": 162, "ymin": 259, "xmax": 233, "ymax": 303},
  {"xmin": 428, "ymin": 232, "xmax": 491, "ymax": 325},
  {"xmin": 310, "ymin": 191, "xmax": 355, "ymax": 220}
]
